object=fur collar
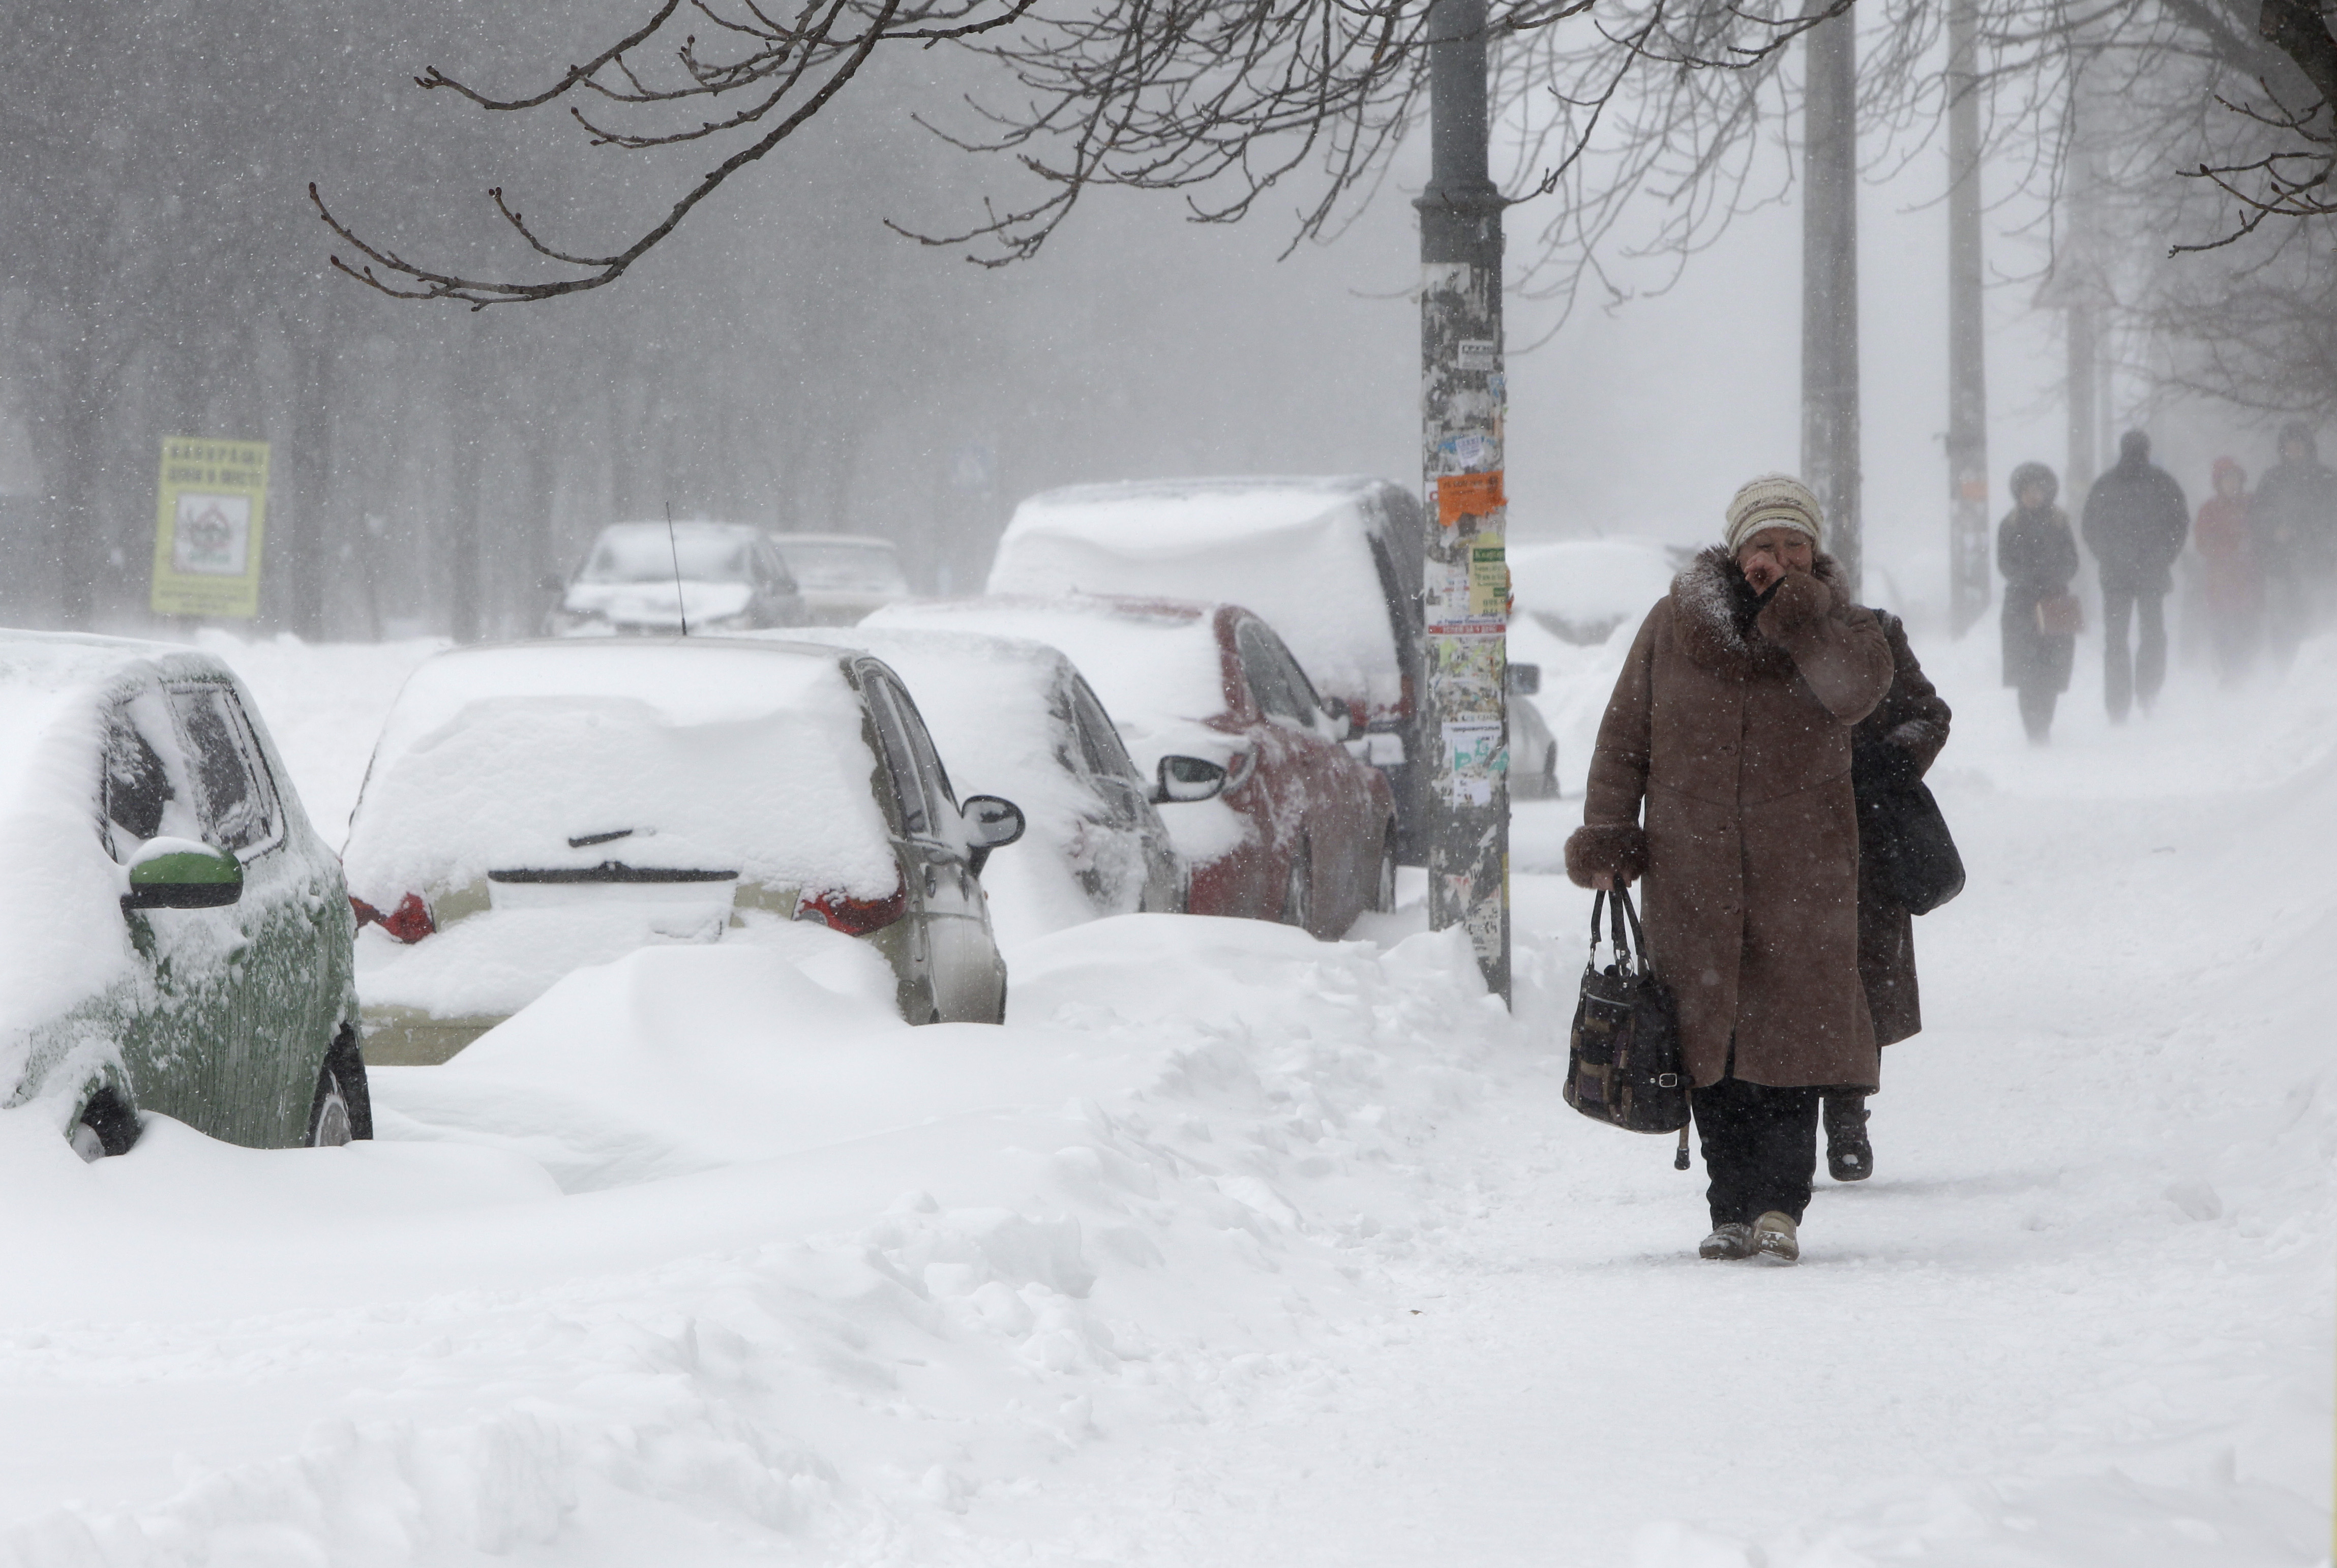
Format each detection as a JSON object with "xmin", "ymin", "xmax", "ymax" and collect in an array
[{"xmin": 1669, "ymin": 545, "xmax": 1849, "ymax": 677}]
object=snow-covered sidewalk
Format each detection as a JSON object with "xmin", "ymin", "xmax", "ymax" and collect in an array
[{"xmin": 0, "ymin": 627, "xmax": 2325, "ymax": 1566}]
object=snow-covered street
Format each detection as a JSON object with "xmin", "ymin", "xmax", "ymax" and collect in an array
[{"xmin": 0, "ymin": 623, "xmax": 2327, "ymax": 1567}]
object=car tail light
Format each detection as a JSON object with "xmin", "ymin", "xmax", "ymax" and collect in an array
[
  {"xmin": 351, "ymin": 892, "xmax": 435, "ymax": 944},
  {"xmin": 796, "ymin": 881, "xmax": 907, "ymax": 936}
]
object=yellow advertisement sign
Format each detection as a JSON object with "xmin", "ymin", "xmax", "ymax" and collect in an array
[{"xmin": 151, "ymin": 437, "xmax": 268, "ymax": 619}]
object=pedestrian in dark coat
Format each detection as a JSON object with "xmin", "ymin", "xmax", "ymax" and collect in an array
[
  {"xmin": 2193, "ymin": 457, "xmax": 2261, "ymax": 684},
  {"xmin": 1567, "ymin": 473, "xmax": 1894, "ymax": 1265},
  {"xmin": 1821, "ymin": 611, "xmax": 1953, "ymax": 1182},
  {"xmin": 2080, "ymin": 431, "xmax": 2189, "ymax": 721},
  {"xmin": 2250, "ymin": 422, "xmax": 2336, "ymax": 670},
  {"xmin": 1998, "ymin": 462, "xmax": 2080, "ymax": 742}
]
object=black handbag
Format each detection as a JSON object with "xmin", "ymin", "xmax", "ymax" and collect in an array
[
  {"xmin": 1857, "ymin": 780, "xmax": 1965, "ymax": 915},
  {"xmin": 1564, "ymin": 888, "xmax": 1690, "ymax": 1137}
]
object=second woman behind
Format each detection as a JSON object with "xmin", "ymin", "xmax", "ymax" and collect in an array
[{"xmin": 1998, "ymin": 462, "xmax": 2081, "ymax": 743}]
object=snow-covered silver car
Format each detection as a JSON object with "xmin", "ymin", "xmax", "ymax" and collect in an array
[
  {"xmin": 546, "ymin": 522, "xmax": 807, "ymax": 635},
  {"xmin": 770, "ymin": 534, "xmax": 912, "ymax": 625},
  {"xmin": 1507, "ymin": 663, "xmax": 1560, "ymax": 799},
  {"xmin": 0, "ymin": 634, "xmax": 365, "ymax": 1158},
  {"xmin": 780, "ymin": 626, "xmax": 1189, "ymax": 943},
  {"xmin": 345, "ymin": 638, "xmax": 1025, "ymax": 1062}
]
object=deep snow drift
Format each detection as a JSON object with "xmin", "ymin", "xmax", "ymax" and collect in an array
[{"xmin": 0, "ymin": 621, "xmax": 2324, "ymax": 1566}]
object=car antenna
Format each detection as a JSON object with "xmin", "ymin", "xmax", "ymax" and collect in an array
[{"xmin": 664, "ymin": 501, "xmax": 690, "ymax": 637}]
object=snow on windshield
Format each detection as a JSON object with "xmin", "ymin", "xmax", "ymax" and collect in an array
[
  {"xmin": 863, "ymin": 597, "xmax": 1229, "ymax": 738},
  {"xmin": 576, "ymin": 523, "xmax": 760, "ymax": 585},
  {"xmin": 777, "ymin": 539, "xmax": 909, "ymax": 593},
  {"xmin": 987, "ymin": 478, "xmax": 1400, "ymax": 710},
  {"xmin": 344, "ymin": 642, "xmax": 896, "ymax": 907}
]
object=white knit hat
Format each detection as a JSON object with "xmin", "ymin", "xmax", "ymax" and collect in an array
[{"xmin": 1723, "ymin": 473, "xmax": 1825, "ymax": 553}]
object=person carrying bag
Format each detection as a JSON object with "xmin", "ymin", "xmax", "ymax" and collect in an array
[{"xmin": 1565, "ymin": 886, "xmax": 1690, "ymax": 1149}]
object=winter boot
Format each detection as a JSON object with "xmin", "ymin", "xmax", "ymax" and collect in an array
[
  {"xmin": 1698, "ymin": 1223, "xmax": 1755, "ymax": 1260},
  {"xmin": 1825, "ymin": 1095, "xmax": 1873, "ymax": 1183},
  {"xmin": 1751, "ymin": 1211, "xmax": 1799, "ymax": 1264}
]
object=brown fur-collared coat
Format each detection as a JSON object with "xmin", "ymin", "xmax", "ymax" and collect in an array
[{"xmin": 1566, "ymin": 549, "xmax": 1895, "ymax": 1090}]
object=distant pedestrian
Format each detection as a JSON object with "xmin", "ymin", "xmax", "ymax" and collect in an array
[
  {"xmin": 1567, "ymin": 474, "xmax": 1894, "ymax": 1265},
  {"xmin": 1825, "ymin": 611, "xmax": 1953, "ymax": 1182},
  {"xmin": 2192, "ymin": 457, "xmax": 2261, "ymax": 684},
  {"xmin": 1997, "ymin": 462, "xmax": 2081, "ymax": 743},
  {"xmin": 2250, "ymin": 422, "xmax": 2337, "ymax": 669},
  {"xmin": 2081, "ymin": 432, "xmax": 2190, "ymax": 721}
]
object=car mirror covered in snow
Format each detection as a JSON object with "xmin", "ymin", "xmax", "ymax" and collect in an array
[
  {"xmin": 1152, "ymin": 755, "xmax": 1227, "ymax": 805},
  {"xmin": 120, "ymin": 836, "xmax": 243, "ymax": 911},
  {"xmin": 961, "ymin": 795, "xmax": 1027, "ymax": 852}
]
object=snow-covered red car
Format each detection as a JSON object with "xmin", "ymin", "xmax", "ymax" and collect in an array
[
  {"xmin": 343, "ymin": 638, "xmax": 1026, "ymax": 1062},
  {"xmin": 863, "ymin": 595, "xmax": 1397, "ymax": 937}
]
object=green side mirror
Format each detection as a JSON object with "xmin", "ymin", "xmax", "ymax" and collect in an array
[{"xmin": 123, "ymin": 838, "xmax": 243, "ymax": 911}]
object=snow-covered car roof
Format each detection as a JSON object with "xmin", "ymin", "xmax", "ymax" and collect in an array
[
  {"xmin": 863, "ymin": 595, "xmax": 1231, "ymax": 740},
  {"xmin": 1508, "ymin": 537, "xmax": 1684, "ymax": 645},
  {"xmin": 343, "ymin": 639, "xmax": 898, "ymax": 909},
  {"xmin": 986, "ymin": 476, "xmax": 1413, "ymax": 711},
  {"xmin": 580, "ymin": 521, "xmax": 766, "ymax": 580},
  {"xmin": 771, "ymin": 535, "xmax": 910, "ymax": 594}
]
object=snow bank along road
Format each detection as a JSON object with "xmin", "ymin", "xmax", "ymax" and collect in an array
[{"xmin": 0, "ymin": 626, "xmax": 2326, "ymax": 1567}]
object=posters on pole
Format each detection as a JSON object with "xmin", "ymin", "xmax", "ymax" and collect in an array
[{"xmin": 151, "ymin": 438, "xmax": 269, "ymax": 619}]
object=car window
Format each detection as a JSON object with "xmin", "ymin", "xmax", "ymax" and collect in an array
[
  {"xmin": 102, "ymin": 696, "xmax": 198, "ymax": 856},
  {"xmin": 1068, "ymin": 678, "xmax": 1141, "ymax": 788},
  {"xmin": 1236, "ymin": 620, "xmax": 1318, "ymax": 728},
  {"xmin": 877, "ymin": 672, "xmax": 959, "ymax": 829},
  {"xmin": 167, "ymin": 685, "xmax": 282, "ymax": 856},
  {"xmin": 760, "ymin": 542, "xmax": 799, "ymax": 594},
  {"xmin": 861, "ymin": 679, "xmax": 931, "ymax": 838}
]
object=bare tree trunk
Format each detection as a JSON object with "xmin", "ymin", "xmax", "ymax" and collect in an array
[
  {"xmin": 2066, "ymin": 306, "xmax": 2098, "ymax": 499},
  {"xmin": 285, "ymin": 323, "xmax": 334, "ymax": 639},
  {"xmin": 47, "ymin": 362, "xmax": 109, "ymax": 629},
  {"xmin": 447, "ymin": 345, "xmax": 486, "ymax": 643},
  {"xmin": 1801, "ymin": 7, "xmax": 1861, "ymax": 598},
  {"xmin": 1945, "ymin": 0, "xmax": 1990, "ymax": 638}
]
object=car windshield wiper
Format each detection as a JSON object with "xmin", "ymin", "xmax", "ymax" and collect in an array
[
  {"xmin": 491, "ymin": 862, "xmax": 735, "ymax": 884},
  {"xmin": 567, "ymin": 828, "xmax": 635, "ymax": 848}
]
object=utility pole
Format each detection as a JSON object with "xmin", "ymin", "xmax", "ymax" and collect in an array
[
  {"xmin": 1945, "ymin": 0, "xmax": 1990, "ymax": 637},
  {"xmin": 2062, "ymin": 88, "xmax": 2103, "ymax": 501},
  {"xmin": 1802, "ymin": 7, "xmax": 1862, "ymax": 597},
  {"xmin": 1418, "ymin": 0, "xmax": 1510, "ymax": 1006}
]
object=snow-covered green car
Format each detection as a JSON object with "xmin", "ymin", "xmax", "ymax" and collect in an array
[{"xmin": 0, "ymin": 634, "xmax": 365, "ymax": 1158}]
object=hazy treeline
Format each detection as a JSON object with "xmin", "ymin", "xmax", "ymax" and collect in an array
[{"xmin": 0, "ymin": 2, "xmax": 1417, "ymax": 641}]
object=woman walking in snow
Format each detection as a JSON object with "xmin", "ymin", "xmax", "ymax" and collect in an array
[
  {"xmin": 1567, "ymin": 475, "xmax": 1894, "ymax": 1264},
  {"xmin": 1997, "ymin": 463, "xmax": 2081, "ymax": 742},
  {"xmin": 2193, "ymin": 457, "xmax": 2261, "ymax": 684},
  {"xmin": 1824, "ymin": 612, "xmax": 1954, "ymax": 1182}
]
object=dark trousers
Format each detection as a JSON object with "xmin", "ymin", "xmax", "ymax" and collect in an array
[
  {"xmin": 2017, "ymin": 686, "xmax": 2058, "ymax": 742},
  {"xmin": 2101, "ymin": 588, "xmax": 2166, "ymax": 721},
  {"xmin": 1691, "ymin": 1076, "xmax": 1821, "ymax": 1228}
]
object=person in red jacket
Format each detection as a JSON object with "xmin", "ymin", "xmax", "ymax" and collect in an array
[{"xmin": 2192, "ymin": 457, "xmax": 2261, "ymax": 685}]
